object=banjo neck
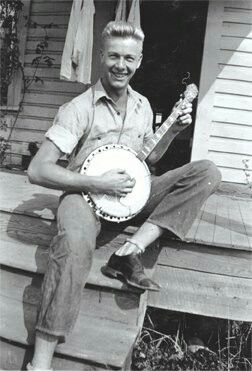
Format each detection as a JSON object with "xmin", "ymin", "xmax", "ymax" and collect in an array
[{"xmin": 137, "ymin": 83, "xmax": 198, "ymax": 162}]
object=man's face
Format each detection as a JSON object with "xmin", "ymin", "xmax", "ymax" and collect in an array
[{"xmin": 100, "ymin": 37, "xmax": 143, "ymax": 93}]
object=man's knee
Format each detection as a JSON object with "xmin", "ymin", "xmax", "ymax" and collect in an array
[{"xmin": 196, "ymin": 159, "xmax": 222, "ymax": 188}]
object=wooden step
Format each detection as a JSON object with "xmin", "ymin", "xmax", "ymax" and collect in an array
[
  {"xmin": 1, "ymin": 171, "xmax": 251, "ymax": 251},
  {"xmin": 0, "ymin": 338, "xmax": 106, "ymax": 371},
  {"xmin": 0, "ymin": 267, "xmax": 140, "ymax": 369},
  {"xmin": 0, "ymin": 211, "xmax": 159, "ymax": 292},
  {"xmin": 148, "ymin": 264, "xmax": 252, "ymax": 322}
]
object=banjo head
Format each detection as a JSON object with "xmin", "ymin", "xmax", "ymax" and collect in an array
[{"xmin": 80, "ymin": 144, "xmax": 151, "ymax": 222}]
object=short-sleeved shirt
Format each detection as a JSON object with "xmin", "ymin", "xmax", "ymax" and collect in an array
[{"xmin": 45, "ymin": 79, "xmax": 154, "ymax": 171}]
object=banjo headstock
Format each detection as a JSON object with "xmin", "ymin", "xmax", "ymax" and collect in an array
[{"xmin": 183, "ymin": 83, "xmax": 198, "ymax": 103}]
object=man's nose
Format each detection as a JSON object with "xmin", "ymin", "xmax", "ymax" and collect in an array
[{"xmin": 115, "ymin": 57, "xmax": 126, "ymax": 69}]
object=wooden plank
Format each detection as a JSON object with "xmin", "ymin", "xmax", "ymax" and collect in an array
[
  {"xmin": 226, "ymin": 196, "xmax": 252, "ymax": 249},
  {"xmin": 0, "ymin": 211, "xmax": 56, "ymax": 247},
  {"xmin": 191, "ymin": 0, "xmax": 224, "ymax": 161},
  {"xmin": 0, "ymin": 295, "xmax": 137, "ymax": 369},
  {"xmin": 31, "ymin": 1, "xmax": 72, "ymax": 13},
  {"xmin": 25, "ymin": 53, "xmax": 61, "ymax": 67},
  {"xmin": 210, "ymin": 138, "xmax": 252, "ymax": 157},
  {"xmin": 5, "ymin": 141, "xmax": 34, "ymax": 157},
  {"xmin": 208, "ymin": 151, "xmax": 252, "ymax": 169},
  {"xmin": 26, "ymin": 40, "xmax": 65, "ymax": 53},
  {"xmin": 218, "ymin": 65, "xmax": 252, "ymax": 82},
  {"xmin": 148, "ymin": 266, "xmax": 252, "ymax": 322},
  {"xmin": 213, "ymin": 195, "xmax": 232, "ymax": 247},
  {"xmin": 27, "ymin": 27, "xmax": 67, "ymax": 39},
  {"xmin": 23, "ymin": 92, "xmax": 77, "ymax": 106},
  {"xmin": 209, "ymin": 137, "xmax": 252, "ymax": 155},
  {"xmin": 216, "ymin": 78, "xmax": 252, "ymax": 96},
  {"xmin": 157, "ymin": 239, "xmax": 252, "ymax": 278},
  {"xmin": 30, "ymin": 15, "xmax": 69, "ymax": 26},
  {"xmin": 24, "ymin": 66, "xmax": 61, "ymax": 79},
  {"xmin": 21, "ymin": 104, "xmax": 59, "ymax": 119},
  {"xmin": 25, "ymin": 80, "xmax": 85, "ymax": 94},
  {"xmin": 184, "ymin": 203, "xmax": 205, "ymax": 243},
  {"xmin": 224, "ymin": 1, "xmax": 252, "ymax": 10},
  {"xmin": 219, "ymin": 50, "xmax": 252, "ymax": 67},
  {"xmin": 0, "ymin": 268, "xmax": 140, "ymax": 327},
  {"xmin": 12, "ymin": 117, "xmax": 53, "ymax": 131},
  {"xmin": 211, "ymin": 121, "xmax": 252, "ymax": 140},
  {"xmin": 0, "ymin": 236, "xmax": 158, "ymax": 292},
  {"xmin": 0, "ymin": 339, "xmax": 105, "ymax": 371},
  {"xmin": 186, "ymin": 193, "xmax": 252, "ymax": 251},
  {"xmin": 0, "ymin": 172, "xmax": 60, "ymax": 219},
  {"xmin": 222, "ymin": 22, "xmax": 252, "ymax": 38},
  {"xmin": 3, "ymin": 127, "xmax": 45, "ymax": 143},
  {"xmin": 212, "ymin": 106, "xmax": 252, "ymax": 125},
  {"xmin": 7, "ymin": 0, "xmax": 31, "ymax": 107},
  {"xmin": 223, "ymin": 10, "xmax": 252, "ymax": 24},
  {"xmin": 238, "ymin": 198, "xmax": 252, "ymax": 248},
  {"xmin": 221, "ymin": 37, "xmax": 252, "ymax": 53},
  {"xmin": 0, "ymin": 210, "xmax": 158, "ymax": 290},
  {"xmin": 189, "ymin": 194, "xmax": 218, "ymax": 245},
  {"xmin": 219, "ymin": 166, "xmax": 251, "ymax": 183},
  {"xmin": 214, "ymin": 92, "xmax": 252, "ymax": 110}
]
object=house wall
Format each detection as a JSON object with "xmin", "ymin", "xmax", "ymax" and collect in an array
[
  {"xmin": 191, "ymin": 0, "xmax": 252, "ymax": 184},
  {"xmin": 4, "ymin": 0, "xmax": 115, "ymax": 166}
]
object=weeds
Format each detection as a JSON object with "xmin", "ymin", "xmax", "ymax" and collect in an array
[{"xmin": 132, "ymin": 309, "xmax": 252, "ymax": 370}]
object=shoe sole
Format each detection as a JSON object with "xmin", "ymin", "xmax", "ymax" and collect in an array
[{"xmin": 101, "ymin": 265, "xmax": 160, "ymax": 292}]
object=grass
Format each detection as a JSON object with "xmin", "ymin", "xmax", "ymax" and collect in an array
[{"xmin": 132, "ymin": 308, "xmax": 252, "ymax": 371}]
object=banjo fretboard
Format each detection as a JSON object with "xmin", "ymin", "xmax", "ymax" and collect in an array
[{"xmin": 137, "ymin": 83, "xmax": 198, "ymax": 162}]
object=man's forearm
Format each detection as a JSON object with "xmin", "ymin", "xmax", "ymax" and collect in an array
[{"xmin": 28, "ymin": 161, "xmax": 97, "ymax": 193}]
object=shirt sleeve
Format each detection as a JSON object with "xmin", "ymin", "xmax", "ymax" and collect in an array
[{"xmin": 45, "ymin": 101, "xmax": 84, "ymax": 154}]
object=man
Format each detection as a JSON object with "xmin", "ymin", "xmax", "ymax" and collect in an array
[{"xmin": 27, "ymin": 21, "xmax": 221, "ymax": 370}]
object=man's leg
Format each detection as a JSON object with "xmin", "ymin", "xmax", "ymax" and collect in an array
[
  {"xmin": 103, "ymin": 160, "xmax": 221, "ymax": 289},
  {"xmin": 29, "ymin": 193, "xmax": 101, "ymax": 370}
]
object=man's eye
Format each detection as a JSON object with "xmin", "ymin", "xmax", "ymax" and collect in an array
[{"xmin": 126, "ymin": 57, "xmax": 134, "ymax": 62}]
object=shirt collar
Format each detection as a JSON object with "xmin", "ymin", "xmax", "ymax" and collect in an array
[{"xmin": 92, "ymin": 79, "xmax": 142, "ymax": 106}]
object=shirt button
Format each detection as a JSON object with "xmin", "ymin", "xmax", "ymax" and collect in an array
[{"xmin": 117, "ymin": 112, "xmax": 120, "ymax": 115}]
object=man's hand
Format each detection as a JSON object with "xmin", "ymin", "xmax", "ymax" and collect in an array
[
  {"xmin": 93, "ymin": 169, "xmax": 136, "ymax": 197},
  {"xmin": 174, "ymin": 99, "xmax": 193, "ymax": 127}
]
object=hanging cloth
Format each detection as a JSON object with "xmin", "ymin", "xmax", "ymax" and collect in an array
[
  {"xmin": 115, "ymin": 0, "xmax": 127, "ymax": 21},
  {"xmin": 128, "ymin": 0, "xmax": 141, "ymax": 28},
  {"xmin": 60, "ymin": 0, "xmax": 95, "ymax": 84}
]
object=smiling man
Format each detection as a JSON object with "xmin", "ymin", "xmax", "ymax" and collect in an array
[{"xmin": 26, "ymin": 21, "xmax": 221, "ymax": 370}]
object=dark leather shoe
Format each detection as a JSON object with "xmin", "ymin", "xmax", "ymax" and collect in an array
[{"xmin": 101, "ymin": 253, "xmax": 160, "ymax": 291}]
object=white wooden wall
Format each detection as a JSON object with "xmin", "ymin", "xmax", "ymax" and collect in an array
[{"xmin": 191, "ymin": 0, "xmax": 252, "ymax": 184}]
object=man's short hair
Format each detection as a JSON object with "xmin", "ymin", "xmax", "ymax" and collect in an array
[{"xmin": 101, "ymin": 21, "xmax": 145, "ymax": 47}]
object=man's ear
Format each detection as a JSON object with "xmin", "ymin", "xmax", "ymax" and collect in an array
[{"xmin": 136, "ymin": 54, "xmax": 143, "ymax": 69}]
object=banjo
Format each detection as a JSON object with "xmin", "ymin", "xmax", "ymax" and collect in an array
[{"xmin": 80, "ymin": 84, "xmax": 198, "ymax": 222}]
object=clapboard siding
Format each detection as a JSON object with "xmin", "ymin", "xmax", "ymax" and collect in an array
[
  {"xmin": 5, "ymin": 0, "xmax": 116, "ymax": 164},
  {"xmin": 218, "ymin": 65, "xmax": 252, "ymax": 82},
  {"xmin": 191, "ymin": 0, "xmax": 252, "ymax": 184},
  {"xmin": 215, "ymin": 79, "xmax": 252, "ymax": 96},
  {"xmin": 5, "ymin": 0, "xmax": 86, "ymax": 164},
  {"xmin": 208, "ymin": 151, "xmax": 252, "ymax": 170}
]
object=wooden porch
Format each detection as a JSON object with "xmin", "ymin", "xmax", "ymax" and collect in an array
[{"xmin": 0, "ymin": 170, "xmax": 251, "ymax": 370}]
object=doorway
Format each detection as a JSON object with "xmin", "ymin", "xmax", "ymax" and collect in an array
[{"xmin": 132, "ymin": 1, "xmax": 209, "ymax": 173}]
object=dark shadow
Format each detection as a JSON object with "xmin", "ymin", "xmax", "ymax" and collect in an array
[
  {"xmin": 201, "ymin": 210, "xmax": 252, "ymax": 237},
  {"xmin": 5, "ymin": 192, "xmax": 59, "ymax": 367}
]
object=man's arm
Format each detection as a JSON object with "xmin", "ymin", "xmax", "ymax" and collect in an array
[
  {"xmin": 28, "ymin": 139, "xmax": 135, "ymax": 197},
  {"xmin": 28, "ymin": 139, "xmax": 97, "ymax": 192},
  {"xmin": 147, "ymin": 102, "xmax": 193, "ymax": 165}
]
